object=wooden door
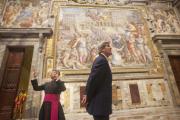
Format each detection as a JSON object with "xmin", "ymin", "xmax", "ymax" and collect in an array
[
  {"xmin": 0, "ymin": 47, "xmax": 25, "ymax": 120},
  {"xmin": 169, "ymin": 56, "xmax": 180, "ymax": 92}
]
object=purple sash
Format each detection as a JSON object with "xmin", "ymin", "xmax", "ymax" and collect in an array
[{"xmin": 44, "ymin": 94, "xmax": 59, "ymax": 120}]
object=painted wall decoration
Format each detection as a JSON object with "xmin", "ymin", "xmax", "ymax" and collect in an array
[
  {"xmin": 0, "ymin": 0, "xmax": 6, "ymax": 14},
  {"xmin": 68, "ymin": 0, "xmax": 130, "ymax": 5},
  {"xmin": 0, "ymin": 0, "xmax": 6, "ymax": 23},
  {"xmin": 148, "ymin": 8, "xmax": 180, "ymax": 33},
  {"xmin": 56, "ymin": 7, "xmax": 153, "ymax": 70},
  {"xmin": 1, "ymin": 0, "xmax": 52, "ymax": 28}
]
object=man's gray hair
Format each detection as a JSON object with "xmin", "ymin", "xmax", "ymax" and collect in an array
[{"xmin": 98, "ymin": 41, "xmax": 110, "ymax": 54}]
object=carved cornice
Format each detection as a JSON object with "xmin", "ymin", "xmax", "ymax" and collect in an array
[
  {"xmin": 62, "ymin": 74, "xmax": 164, "ymax": 83},
  {"xmin": 0, "ymin": 28, "xmax": 53, "ymax": 38},
  {"xmin": 152, "ymin": 34, "xmax": 180, "ymax": 44},
  {"xmin": 129, "ymin": 0, "xmax": 149, "ymax": 4},
  {"xmin": 150, "ymin": 0, "xmax": 174, "ymax": 3}
]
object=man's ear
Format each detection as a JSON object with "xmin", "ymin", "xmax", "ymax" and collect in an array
[{"xmin": 101, "ymin": 48, "xmax": 105, "ymax": 52}]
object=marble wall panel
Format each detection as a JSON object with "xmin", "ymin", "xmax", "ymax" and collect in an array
[
  {"xmin": 129, "ymin": 84, "xmax": 141, "ymax": 104},
  {"xmin": 36, "ymin": 78, "xmax": 172, "ymax": 114}
]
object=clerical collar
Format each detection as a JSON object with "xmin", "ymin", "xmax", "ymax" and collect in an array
[
  {"xmin": 100, "ymin": 53, "xmax": 108, "ymax": 61},
  {"xmin": 52, "ymin": 79, "xmax": 57, "ymax": 81}
]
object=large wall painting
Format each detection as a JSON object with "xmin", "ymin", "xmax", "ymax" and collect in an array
[
  {"xmin": 148, "ymin": 8, "xmax": 180, "ymax": 33},
  {"xmin": 56, "ymin": 6, "xmax": 153, "ymax": 70},
  {"xmin": 1, "ymin": 0, "xmax": 51, "ymax": 28}
]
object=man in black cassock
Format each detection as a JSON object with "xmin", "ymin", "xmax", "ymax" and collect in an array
[
  {"xmin": 82, "ymin": 41, "xmax": 112, "ymax": 120},
  {"xmin": 31, "ymin": 70, "xmax": 66, "ymax": 120}
]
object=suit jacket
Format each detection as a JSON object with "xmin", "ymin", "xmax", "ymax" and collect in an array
[{"xmin": 85, "ymin": 54, "xmax": 112, "ymax": 116}]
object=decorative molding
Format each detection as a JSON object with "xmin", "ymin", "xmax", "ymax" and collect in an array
[
  {"xmin": 62, "ymin": 74, "xmax": 163, "ymax": 83},
  {"xmin": 152, "ymin": 34, "xmax": 180, "ymax": 44},
  {"xmin": 129, "ymin": 0, "xmax": 149, "ymax": 5},
  {"xmin": 0, "ymin": 28, "xmax": 53, "ymax": 52},
  {"xmin": 0, "ymin": 28, "xmax": 53, "ymax": 38}
]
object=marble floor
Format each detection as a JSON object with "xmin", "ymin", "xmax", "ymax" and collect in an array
[
  {"xmin": 20, "ymin": 106, "xmax": 180, "ymax": 120},
  {"xmin": 65, "ymin": 106, "xmax": 180, "ymax": 120}
]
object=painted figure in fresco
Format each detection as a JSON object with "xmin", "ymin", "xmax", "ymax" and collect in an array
[
  {"xmin": 156, "ymin": 16, "xmax": 165, "ymax": 33},
  {"xmin": 86, "ymin": 9, "xmax": 103, "ymax": 22},
  {"xmin": 126, "ymin": 22, "xmax": 137, "ymax": 32},
  {"xmin": 68, "ymin": 48, "xmax": 87, "ymax": 69},
  {"xmin": 61, "ymin": 48, "xmax": 71, "ymax": 68},
  {"xmin": 31, "ymin": 70, "xmax": 66, "ymax": 120},
  {"xmin": 88, "ymin": 46, "xmax": 98, "ymax": 62},
  {"xmin": 82, "ymin": 42, "xmax": 112, "ymax": 120},
  {"xmin": 111, "ymin": 33, "xmax": 124, "ymax": 66},
  {"xmin": 144, "ymin": 43, "xmax": 152, "ymax": 63},
  {"xmin": 111, "ymin": 47, "xmax": 124, "ymax": 66},
  {"xmin": 169, "ymin": 17, "xmax": 180, "ymax": 33},
  {"xmin": 126, "ymin": 33, "xmax": 140, "ymax": 63},
  {"xmin": 72, "ymin": 32, "xmax": 89, "ymax": 64},
  {"xmin": 18, "ymin": 3, "xmax": 34, "ymax": 27},
  {"xmin": 3, "ymin": 2, "xmax": 21, "ymax": 26},
  {"xmin": 3, "ymin": 5, "xmax": 14, "ymax": 25},
  {"xmin": 165, "ymin": 11, "xmax": 175, "ymax": 32},
  {"xmin": 135, "ymin": 34, "xmax": 147, "ymax": 63},
  {"xmin": 86, "ymin": 9, "xmax": 110, "ymax": 22},
  {"xmin": 61, "ymin": 47, "xmax": 86, "ymax": 69},
  {"xmin": 37, "ymin": 1, "xmax": 49, "ymax": 26}
]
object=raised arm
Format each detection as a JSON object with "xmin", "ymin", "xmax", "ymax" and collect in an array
[{"xmin": 31, "ymin": 79, "xmax": 44, "ymax": 91}]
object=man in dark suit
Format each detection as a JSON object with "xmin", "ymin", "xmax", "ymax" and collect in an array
[{"xmin": 82, "ymin": 41, "xmax": 112, "ymax": 120}]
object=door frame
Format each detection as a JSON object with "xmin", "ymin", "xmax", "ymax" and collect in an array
[
  {"xmin": 0, "ymin": 46, "xmax": 26, "ymax": 119},
  {"xmin": 168, "ymin": 55, "xmax": 180, "ymax": 92},
  {"xmin": 0, "ymin": 28, "xmax": 52, "ymax": 118},
  {"xmin": 153, "ymin": 34, "xmax": 180, "ymax": 105}
]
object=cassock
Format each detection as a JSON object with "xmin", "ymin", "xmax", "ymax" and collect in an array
[{"xmin": 31, "ymin": 79, "xmax": 66, "ymax": 120}]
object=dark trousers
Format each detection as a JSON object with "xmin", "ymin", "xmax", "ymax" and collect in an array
[{"xmin": 93, "ymin": 115, "xmax": 109, "ymax": 120}]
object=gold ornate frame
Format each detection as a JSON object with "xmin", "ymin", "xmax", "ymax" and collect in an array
[{"xmin": 45, "ymin": 2, "xmax": 163, "ymax": 77}]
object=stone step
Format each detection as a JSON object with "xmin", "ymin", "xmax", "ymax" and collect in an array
[{"xmin": 18, "ymin": 106, "xmax": 180, "ymax": 120}]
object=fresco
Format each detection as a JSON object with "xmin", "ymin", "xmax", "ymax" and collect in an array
[
  {"xmin": 0, "ymin": 0, "xmax": 6, "ymax": 14},
  {"xmin": 0, "ymin": 0, "xmax": 6, "ymax": 23},
  {"xmin": 148, "ymin": 8, "xmax": 180, "ymax": 33},
  {"xmin": 56, "ymin": 7, "xmax": 153, "ymax": 70},
  {"xmin": 1, "ymin": 0, "xmax": 52, "ymax": 28}
]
